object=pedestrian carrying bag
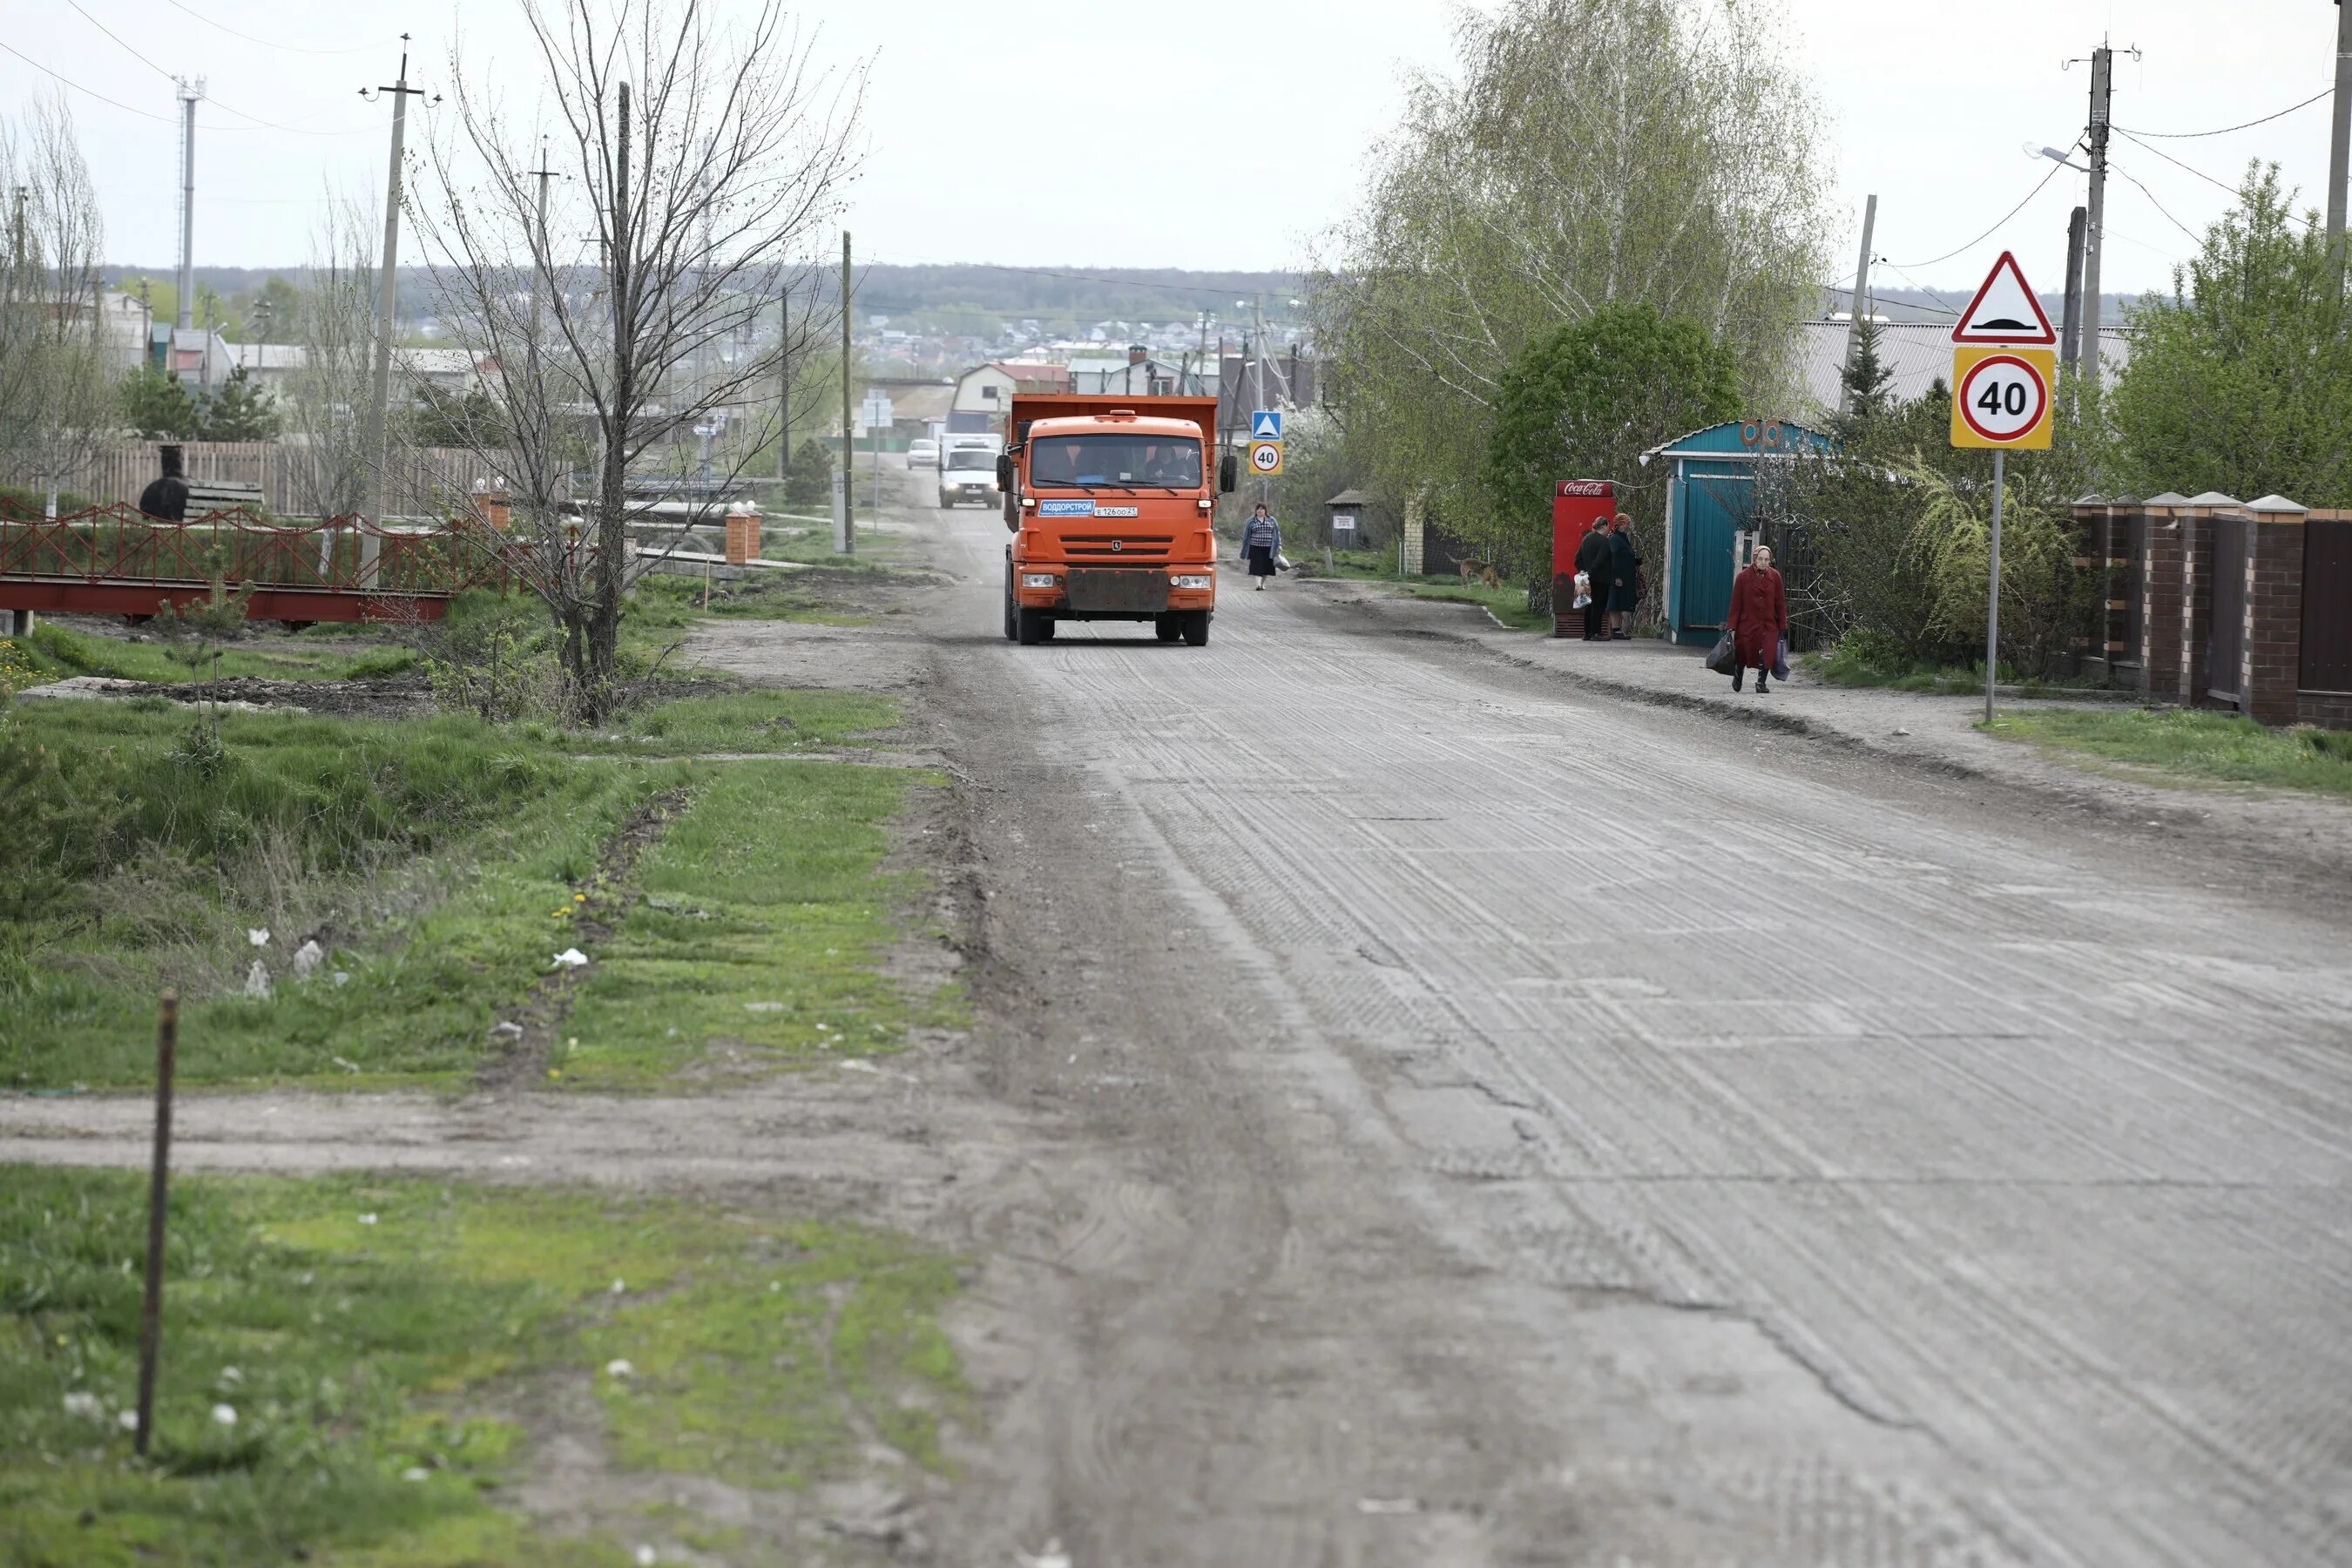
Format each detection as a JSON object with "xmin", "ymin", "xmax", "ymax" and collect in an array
[
  {"xmin": 1571, "ymin": 571, "xmax": 1592, "ymax": 609},
  {"xmin": 1772, "ymin": 636, "xmax": 1791, "ymax": 682},
  {"xmin": 1705, "ymin": 629, "xmax": 1739, "ymax": 675}
]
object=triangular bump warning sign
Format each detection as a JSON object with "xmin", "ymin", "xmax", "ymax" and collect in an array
[{"xmin": 1951, "ymin": 251, "xmax": 2057, "ymax": 344}]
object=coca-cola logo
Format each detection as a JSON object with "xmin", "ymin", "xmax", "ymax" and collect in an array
[{"xmin": 1556, "ymin": 480, "xmax": 1612, "ymax": 497}]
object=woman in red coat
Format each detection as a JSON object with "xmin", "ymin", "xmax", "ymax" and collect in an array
[{"xmin": 1725, "ymin": 544, "xmax": 1788, "ymax": 693}]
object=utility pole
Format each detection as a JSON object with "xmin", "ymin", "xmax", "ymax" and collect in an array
[
  {"xmin": 361, "ymin": 37, "xmax": 428, "ymax": 524},
  {"xmin": 2078, "ymin": 44, "xmax": 2112, "ymax": 396},
  {"xmin": 174, "ymin": 79, "xmax": 201, "ymax": 334},
  {"xmin": 525, "ymin": 139, "xmax": 561, "ymax": 505},
  {"xmin": 1835, "ymin": 193, "xmax": 1877, "ymax": 419},
  {"xmin": 2059, "ymin": 206, "xmax": 2087, "ymax": 375},
  {"xmin": 2329, "ymin": 0, "xmax": 2352, "ymax": 289},
  {"xmin": 777, "ymin": 293, "xmax": 792, "ymax": 479},
  {"xmin": 839, "ymin": 229, "xmax": 854, "ymax": 554}
]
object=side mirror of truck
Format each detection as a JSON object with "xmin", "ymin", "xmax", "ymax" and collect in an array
[
  {"xmin": 1218, "ymin": 451, "xmax": 1238, "ymax": 494},
  {"xmin": 996, "ymin": 454, "xmax": 1014, "ymax": 490}
]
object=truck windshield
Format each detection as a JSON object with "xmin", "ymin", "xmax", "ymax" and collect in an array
[
  {"xmin": 946, "ymin": 450, "xmax": 995, "ymax": 471},
  {"xmin": 1027, "ymin": 434, "xmax": 1200, "ymax": 490}
]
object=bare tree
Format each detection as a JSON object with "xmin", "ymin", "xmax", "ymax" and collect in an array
[
  {"xmin": 414, "ymin": 0, "xmax": 865, "ymax": 722},
  {"xmin": 0, "ymin": 94, "xmax": 115, "ymax": 516},
  {"xmin": 280, "ymin": 194, "xmax": 392, "ymax": 521}
]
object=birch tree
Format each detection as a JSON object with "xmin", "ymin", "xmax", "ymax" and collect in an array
[
  {"xmin": 414, "ymin": 0, "xmax": 865, "ymax": 722},
  {"xmin": 280, "ymin": 197, "xmax": 390, "ymax": 521},
  {"xmin": 0, "ymin": 94, "xmax": 115, "ymax": 517},
  {"xmin": 1308, "ymin": 0, "xmax": 1833, "ymax": 556}
]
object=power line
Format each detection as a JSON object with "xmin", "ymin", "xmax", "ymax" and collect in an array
[
  {"xmin": 0, "ymin": 37, "xmax": 178, "ymax": 123},
  {"xmin": 866, "ymin": 253, "xmax": 1294, "ymax": 303},
  {"xmin": 1820, "ymin": 280, "xmax": 1959, "ymax": 318},
  {"xmin": 1889, "ymin": 151, "xmax": 2072, "ymax": 270},
  {"xmin": 2114, "ymin": 87, "xmax": 2331, "ymax": 139},
  {"xmin": 2113, "ymin": 128, "xmax": 2318, "ymax": 230},
  {"xmin": 1877, "ymin": 260, "xmax": 1967, "ymax": 318},
  {"xmin": 2107, "ymin": 160, "xmax": 2206, "ymax": 247},
  {"xmin": 164, "ymin": 0, "xmax": 379, "ymax": 55},
  {"xmin": 62, "ymin": 0, "xmax": 374, "ymax": 136}
]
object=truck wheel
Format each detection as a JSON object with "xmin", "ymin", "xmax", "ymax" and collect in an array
[
  {"xmin": 1004, "ymin": 571, "xmax": 1019, "ymax": 641},
  {"xmin": 1017, "ymin": 605, "xmax": 1051, "ymax": 645},
  {"xmin": 1181, "ymin": 610, "xmax": 1210, "ymax": 647},
  {"xmin": 1153, "ymin": 615, "xmax": 1180, "ymax": 642},
  {"xmin": 938, "ymin": 491, "xmax": 952, "ymax": 509}
]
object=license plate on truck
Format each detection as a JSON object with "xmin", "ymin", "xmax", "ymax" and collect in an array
[{"xmin": 1065, "ymin": 569, "xmax": 1169, "ymax": 614}]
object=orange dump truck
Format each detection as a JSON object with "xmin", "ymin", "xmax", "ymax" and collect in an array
[{"xmin": 999, "ymin": 394, "xmax": 1236, "ymax": 645}]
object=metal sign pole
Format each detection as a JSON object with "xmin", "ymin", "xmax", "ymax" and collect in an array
[{"xmin": 1984, "ymin": 449, "xmax": 2004, "ymax": 724}]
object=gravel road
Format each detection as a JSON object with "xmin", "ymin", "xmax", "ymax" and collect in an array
[
  {"xmin": 10, "ymin": 473, "xmax": 2348, "ymax": 1567},
  {"xmin": 916, "ymin": 495, "xmax": 2352, "ymax": 1567}
]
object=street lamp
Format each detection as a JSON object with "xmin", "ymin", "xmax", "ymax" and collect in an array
[{"xmin": 2026, "ymin": 141, "xmax": 2089, "ymax": 174}]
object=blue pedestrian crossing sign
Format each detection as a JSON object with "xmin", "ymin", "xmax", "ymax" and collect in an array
[{"xmin": 1250, "ymin": 409, "xmax": 1282, "ymax": 440}]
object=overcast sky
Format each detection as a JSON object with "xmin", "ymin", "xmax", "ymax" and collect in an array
[{"xmin": 3, "ymin": 0, "xmax": 2336, "ymax": 301}]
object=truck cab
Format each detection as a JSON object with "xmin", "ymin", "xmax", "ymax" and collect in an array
[{"xmin": 999, "ymin": 395, "xmax": 1235, "ymax": 646}]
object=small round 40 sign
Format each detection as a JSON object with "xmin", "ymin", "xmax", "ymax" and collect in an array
[{"xmin": 1949, "ymin": 347, "xmax": 2055, "ymax": 449}]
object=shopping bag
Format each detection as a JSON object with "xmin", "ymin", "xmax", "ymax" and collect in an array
[
  {"xmin": 1705, "ymin": 629, "xmax": 1739, "ymax": 675},
  {"xmin": 1772, "ymin": 636, "xmax": 1791, "ymax": 682},
  {"xmin": 1571, "ymin": 571, "xmax": 1592, "ymax": 610}
]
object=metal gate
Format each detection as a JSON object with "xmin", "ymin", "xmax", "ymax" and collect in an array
[
  {"xmin": 2206, "ymin": 513, "xmax": 2246, "ymax": 705},
  {"xmin": 2303, "ymin": 518, "xmax": 2352, "ymax": 693}
]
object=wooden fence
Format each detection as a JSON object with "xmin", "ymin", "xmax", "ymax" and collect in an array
[{"xmin": 39, "ymin": 443, "xmax": 497, "ymax": 520}]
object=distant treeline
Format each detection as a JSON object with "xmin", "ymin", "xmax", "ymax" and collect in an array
[{"xmin": 105, "ymin": 262, "xmax": 1308, "ymax": 332}]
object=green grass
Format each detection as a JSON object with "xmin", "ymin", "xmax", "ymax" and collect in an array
[
  {"xmin": 0, "ymin": 700, "xmax": 674, "ymax": 1090},
  {"xmin": 0, "ymin": 1167, "xmax": 965, "ymax": 1566},
  {"xmin": 1986, "ymin": 707, "xmax": 2352, "ymax": 798},
  {"xmin": 1810, "ymin": 636, "xmax": 2099, "ymax": 697},
  {"xmin": 10, "ymin": 623, "xmax": 415, "ymax": 686},
  {"xmin": 1301, "ymin": 558, "xmax": 1549, "ymax": 630},
  {"xmin": 550, "ymin": 688, "xmax": 903, "ymax": 756},
  {"xmin": 628, "ymin": 572, "xmax": 870, "ymax": 627},
  {"xmin": 557, "ymin": 761, "xmax": 952, "ymax": 1087}
]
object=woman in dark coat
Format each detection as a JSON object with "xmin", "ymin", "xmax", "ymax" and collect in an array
[
  {"xmin": 1605, "ymin": 513, "xmax": 1641, "ymax": 639},
  {"xmin": 1240, "ymin": 503, "xmax": 1281, "ymax": 590},
  {"xmin": 1725, "ymin": 544, "xmax": 1788, "ymax": 693}
]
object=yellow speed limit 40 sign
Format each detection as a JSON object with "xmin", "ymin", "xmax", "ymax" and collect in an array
[
  {"xmin": 1949, "ymin": 347, "xmax": 2055, "ymax": 450},
  {"xmin": 1248, "ymin": 438, "xmax": 1284, "ymax": 476}
]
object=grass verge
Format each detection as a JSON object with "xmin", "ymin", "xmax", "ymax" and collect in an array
[
  {"xmin": 1985, "ymin": 707, "xmax": 2352, "ymax": 798},
  {"xmin": 1810, "ymin": 637, "xmax": 2100, "ymax": 697},
  {"xmin": 546, "ymin": 688, "xmax": 903, "ymax": 757},
  {"xmin": 0, "ymin": 1167, "xmax": 964, "ymax": 1566},
  {"xmin": 10, "ymin": 623, "xmax": 414, "ymax": 686},
  {"xmin": 1301, "ymin": 558, "xmax": 1549, "ymax": 631},
  {"xmin": 629, "ymin": 573, "xmax": 870, "ymax": 627},
  {"xmin": 0, "ymin": 700, "xmax": 672, "ymax": 1090},
  {"xmin": 557, "ymin": 760, "xmax": 954, "ymax": 1087}
]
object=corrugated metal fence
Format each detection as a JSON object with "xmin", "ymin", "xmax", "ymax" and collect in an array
[{"xmin": 53, "ymin": 443, "xmax": 495, "ymax": 519}]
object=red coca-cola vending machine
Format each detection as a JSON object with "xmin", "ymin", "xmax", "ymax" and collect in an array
[{"xmin": 1551, "ymin": 479, "xmax": 1616, "ymax": 638}]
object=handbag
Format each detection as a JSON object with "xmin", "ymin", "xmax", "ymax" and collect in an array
[
  {"xmin": 1571, "ymin": 570, "xmax": 1592, "ymax": 609},
  {"xmin": 1772, "ymin": 636, "xmax": 1791, "ymax": 682},
  {"xmin": 1705, "ymin": 628, "xmax": 1739, "ymax": 675}
]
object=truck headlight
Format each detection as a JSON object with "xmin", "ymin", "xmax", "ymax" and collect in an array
[
  {"xmin": 1021, "ymin": 573, "xmax": 1058, "ymax": 589},
  {"xmin": 1171, "ymin": 574, "xmax": 1212, "ymax": 590}
]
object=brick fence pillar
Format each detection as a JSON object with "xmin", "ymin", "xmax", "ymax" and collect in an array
[
  {"xmin": 2140, "ymin": 505, "xmax": 2183, "ymax": 700},
  {"xmin": 2244, "ymin": 496, "xmax": 2308, "ymax": 726},
  {"xmin": 2178, "ymin": 506, "xmax": 2212, "ymax": 703}
]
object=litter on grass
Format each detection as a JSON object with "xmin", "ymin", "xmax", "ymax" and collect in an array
[
  {"xmin": 244, "ymin": 960, "xmax": 272, "ymax": 998},
  {"xmin": 552, "ymin": 948, "xmax": 590, "ymax": 969},
  {"xmin": 291, "ymin": 938, "xmax": 324, "ymax": 977}
]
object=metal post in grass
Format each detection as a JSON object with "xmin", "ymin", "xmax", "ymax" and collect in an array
[
  {"xmin": 134, "ymin": 990, "xmax": 178, "ymax": 1457},
  {"xmin": 1984, "ymin": 450, "xmax": 2004, "ymax": 726}
]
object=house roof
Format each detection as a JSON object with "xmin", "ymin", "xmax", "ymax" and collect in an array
[
  {"xmin": 1641, "ymin": 419, "xmax": 1837, "ymax": 463},
  {"xmin": 229, "ymin": 343, "xmax": 307, "ymax": 371},
  {"xmin": 1325, "ymin": 488, "xmax": 1373, "ymax": 506},
  {"xmin": 1793, "ymin": 319, "xmax": 2132, "ymax": 418}
]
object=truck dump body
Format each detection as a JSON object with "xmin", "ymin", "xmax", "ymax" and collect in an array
[{"xmin": 1003, "ymin": 394, "xmax": 1227, "ymax": 647}]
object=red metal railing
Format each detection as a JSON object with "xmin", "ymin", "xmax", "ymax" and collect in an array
[{"xmin": 0, "ymin": 503, "xmax": 522, "ymax": 624}]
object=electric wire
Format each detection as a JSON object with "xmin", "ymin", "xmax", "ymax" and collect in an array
[
  {"xmin": 164, "ymin": 0, "xmax": 378, "ymax": 55},
  {"xmin": 2114, "ymin": 87, "xmax": 2331, "ymax": 139},
  {"xmin": 1889, "ymin": 149, "xmax": 2073, "ymax": 269},
  {"xmin": 61, "ymin": 0, "xmax": 375, "ymax": 136},
  {"xmin": 2108, "ymin": 160, "xmax": 2207, "ymax": 247},
  {"xmin": 2113, "ymin": 128, "xmax": 2317, "ymax": 230},
  {"xmin": 0, "ymin": 37, "xmax": 178, "ymax": 123}
]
